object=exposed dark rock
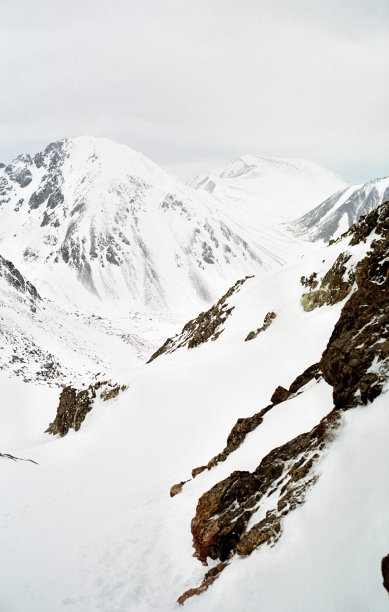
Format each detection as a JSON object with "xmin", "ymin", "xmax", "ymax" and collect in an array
[
  {"xmin": 245, "ymin": 311, "xmax": 276, "ymax": 341},
  {"xmin": 0, "ymin": 254, "xmax": 41, "ymax": 311},
  {"xmin": 177, "ymin": 562, "xmax": 227, "ymax": 605},
  {"xmin": 293, "ymin": 180, "xmax": 388, "ymax": 243},
  {"xmin": 300, "ymin": 272, "xmax": 318, "ymax": 289},
  {"xmin": 0, "ymin": 452, "xmax": 38, "ymax": 465},
  {"xmin": 301, "ymin": 252, "xmax": 354, "ymax": 311},
  {"xmin": 45, "ymin": 386, "xmax": 92, "ymax": 437},
  {"xmin": 192, "ymin": 465, "xmax": 207, "ymax": 478},
  {"xmin": 186, "ymin": 363, "xmax": 322, "ymax": 483},
  {"xmin": 382, "ymin": 554, "xmax": 389, "ymax": 595},
  {"xmin": 181, "ymin": 205, "xmax": 389, "ymax": 602},
  {"xmin": 100, "ymin": 384, "xmax": 126, "ymax": 401},
  {"xmin": 5, "ymin": 154, "xmax": 33, "ymax": 188},
  {"xmin": 270, "ymin": 385, "xmax": 291, "ymax": 404},
  {"xmin": 170, "ymin": 481, "xmax": 189, "ymax": 498},
  {"xmin": 147, "ymin": 276, "xmax": 254, "ymax": 362},
  {"xmin": 191, "ymin": 409, "xmax": 341, "ymax": 564},
  {"xmin": 320, "ymin": 206, "xmax": 389, "ymax": 409},
  {"xmin": 45, "ymin": 380, "xmax": 126, "ymax": 436},
  {"xmin": 288, "ymin": 363, "xmax": 321, "ymax": 394}
]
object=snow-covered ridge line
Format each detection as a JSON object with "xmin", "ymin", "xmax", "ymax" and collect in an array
[
  {"xmin": 0, "ymin": 136, "xmax": 288, "ymax": 317},
  {"xmin": 292, "ymin": 176, "xmax": 389, "ymax": 242},
  {"xmin": 173, "ymin": 200, "xmax": 389, "ymax": 604}
]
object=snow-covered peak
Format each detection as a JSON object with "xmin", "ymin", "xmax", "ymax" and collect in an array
[
  {"xmin": 292, "ymin": 175, "xmax": 389, "ymax": 242},
  {"xmin": 191, "ymin": 154, "xmax": 348, "ymax": 222},
  {"xmin": 0, "ymin": 137, "xmax": 279, "ymax": 317}
]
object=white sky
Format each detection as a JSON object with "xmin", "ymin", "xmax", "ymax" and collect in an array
[{"xmin": 0, "ymin": 0, "xmax": 388, "ymax": 183}]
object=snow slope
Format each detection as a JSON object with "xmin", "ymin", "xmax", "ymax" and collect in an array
[
  {"xmin": 0, "ymin": 251, "xmax": 178, "ymax": 383},
  {"xmin": 192, "ymin": 154, "xmax": 348, "ymax": 224},
  {"xmin": 1, "ymin": 207, "xmax": 387, "ymax": 611},
  {"xmin": 292, "ymin": 175, "xmax": 389, "ymax": 242}
]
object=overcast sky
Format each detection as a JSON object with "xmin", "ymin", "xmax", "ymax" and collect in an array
[{"xmin": 0, "ymin": 0, "xmax": 388, "ymax": 183}]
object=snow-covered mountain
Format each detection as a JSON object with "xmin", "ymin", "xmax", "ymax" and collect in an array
[
  {"xmin": 191, "ymin": 154, "xmax": 348, "ymax": 225},
  {"xmin": 0, "ymin": 138, "xmax": 301, "ymax": 317},
  {"xmin": 1, "ymin": 135, "xmax": 388, "ymax": 610},
  {"xmin": 0, "ymin": 251, "xmax": 175, "ymax": 383},
  {"xmin": 1, "ymin": 200, "xmax": 388, "ymax": 611},
  {"xmin": 292, "ymin": 175, "xmax": 389, "ymax": 242}
]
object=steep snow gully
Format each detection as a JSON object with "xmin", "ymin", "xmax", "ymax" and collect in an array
[{"xmin": 0, "ymin": 138, "xmax": 388, "ymax": 612}]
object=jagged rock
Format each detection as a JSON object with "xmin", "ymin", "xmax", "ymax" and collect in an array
[
  {"xmin": 45, "ymin": 386, "xmax": 93, "ymax": 437},
  {"xmin": 270, "ymin": 385, "xmax": 291, "ymax": 404},
  {"xmin": 382, "ymin": 554, "xmax": 389, "ymax": 595},
  {"xmin": 245, "ymin": 311, "xmax": 276, "ymax": 341},
  {"xmin": 177, "ymin": 562, "xmax": 227, "ymax": 605},
  {"xmin": 191, "ymin": 363, "xmax": 322, "ymax": 478},
  {"xmin": 300, "ymin": 272, "xmax": 318, "ymax": 289},
  {"xmin": 191, "ymin": 410, "xmax": 341, "ymax": 564},
  {"xmin": 179, "ymin": 204, "xmax": 389, "ymax": 603},
  {"xmin": 301, "ymin": 251, "xmax": 355, "ymax": 311},
  {"xmin": 45, "ymin": 380, "xmax": 126, "ymax": 436},
  {"xmin": 100, "ymin": 384, "xmax": 126, "ymax": 401},
  {"xmin": 0, "ymin": 254, "xmax": 41, "ymax": 311},
  {"xmin": 288, "ymin": 363, "xmax": 321, "ymax": 394},
  {"xmin": 147, "ymin": 276, "xmax": 253, "ymax": 362},
  {"xmin": 0, "ymin": 452, "xmax": 38, "ymax": 464},
  {"xmin": 320, "ymin": 202, "xmax": 389, "ymax": 409},
  {"xmin": 170, "ymin": 481, "xmax": 189, "ymax": 498},
  {"xmin": 192, "ymin": 466, "xmax": 207, "ymax": 478},
  {"xmin": 5, "ymin": 154, "xmax": 33, "ymax": 188}
]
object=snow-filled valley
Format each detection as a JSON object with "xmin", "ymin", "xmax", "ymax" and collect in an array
[{"xmin": 0, "ymin": 138, "xmax": 388, "ymax": 611}]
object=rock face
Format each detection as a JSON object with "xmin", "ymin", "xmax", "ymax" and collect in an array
[
  {"xmin": 382, "ymin": 555, "xmax": 389, "ymax": 595},
  {"xmin": 0, "ymin": 137, "xmax": 266, "ymax": 314},
  {"xmin": 45, "ymin": 381, "xmax": 126, "ymax": 436},
  {"xmin": 0, "ymin": 254, "xmax": 41, "ymax": 312},
  {"xmin": 188, "ymin": 363, "xmax": 321, "ymax": 478},
  {"xmin": 191, "ymin": 407, "xmax": 341, "ymax": 564},
  {"xmin": 245, "ymin": 311, "xmax": 276, "ymax": 341},
  {"xmin": 292, "ymin": 177, "xmax": 389, "ymax": 242},
  {"xmin": 0, "ymin": 452, "xmax": 37, "ymax": 464},
  {"xmin": 147, "ymin": 276, "xmax": 253, "ymax": 362},
  {"xmin": 301, "ymin": 252, "xmax": 354, "ymax": 312},
  {"xmin": 177, "ymin": 562, "xmax": 227, "ymax": 605},
  {"xmin": 178, "ymin": 202, "xmax": 389, "ymax": 603},
  {"xmin": 321, "ymin": 202, "xmax": 389, "ymax": 409}
]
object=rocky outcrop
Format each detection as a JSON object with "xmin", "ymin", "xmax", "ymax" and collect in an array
[
  {"xmin": 245, "ymin": 311, "xmax": 276, "ymax": 341},
  {"xmin": 1, "ymin": 451, "xmax": 38, "ymax": 464},
  {"xmin": 182, "ymin": 363, "xmax": 321, "ymax": 483},
  {"xmin": 147, "ymin": 276, "xmax": 253, "ymax": 362},
  {"xmin": 301, "ymin": 252, "xmax": 354, "ymax": 311},
  {"xmin": 178, "ymin": 203, "xmax": 389, "ymax": 603},
  {"xmin": 45, "ymin": 380, "xmax": 127, "ymax": 436},
  {"xmin": 191, "ymin": 409, "xmax": 341, "ymax": 564},
  {"xmin": 0, "ymin": 254, "xmax": 41, "ymax": 312},
  {"xmin": 320, "ymin": 204, "xmax": 389, "ymax": 409},
  {"xmin": 382, "ymin": 555, "xmax": 389, "ymax": 595},
  {"xmin": 177, "ymin": 562, "xmax": 227, "ymax": 605}
]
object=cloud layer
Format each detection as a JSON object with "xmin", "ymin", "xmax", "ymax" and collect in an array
[{"xmin": 1, "ymin": 0, "xmax": 388, "ymax": 182}]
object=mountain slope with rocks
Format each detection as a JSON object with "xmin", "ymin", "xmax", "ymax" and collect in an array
[
  {"xmin": 1, "ymin": 200, "xmax": 388, "ymax": 611},
  {"xmin": 0, "ymin": 138, "xmax": 310, "ymax": 317},
  {"xmin": 292, "ymin": 176, "xmax": 389, "ymax": 242}
]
